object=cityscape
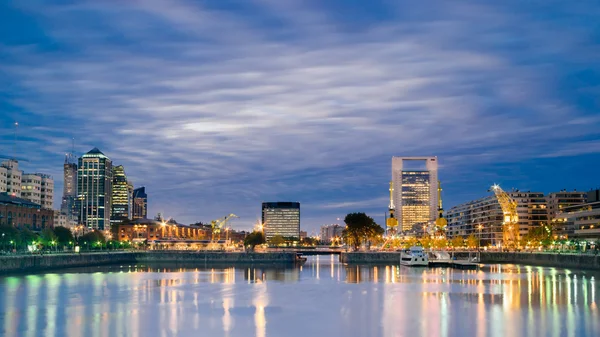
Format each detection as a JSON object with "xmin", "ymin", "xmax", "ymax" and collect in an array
[{"xmin": 1, "ymin": 1, "xmax": 600, "ymax": 336}]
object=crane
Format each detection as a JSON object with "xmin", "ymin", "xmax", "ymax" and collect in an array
[
  {"xmin": 386, "ymin": 181, "xmax": 398, "ymax": 235},
  {"xmin": 210, "ymin": 214, "xmax": 239, "ymax": 242},
  {"xmin": 490, "ymin": 184, "xmax": 519, "ymax": 249}
]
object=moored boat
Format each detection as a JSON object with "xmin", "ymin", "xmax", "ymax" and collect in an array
[{"xmin": 400, "ymin": 246, "xmax": 429, "ymax": 266}]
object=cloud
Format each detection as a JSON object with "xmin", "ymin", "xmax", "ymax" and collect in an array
[{"xmin": 1, "ymin": 0, "xmax": 599, "ymax": 230}]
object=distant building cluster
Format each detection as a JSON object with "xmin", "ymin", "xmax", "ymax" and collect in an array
[
  {"xmin": 445, "ymin": 189, "xmax": 600, "ymax": 244},
  {"xmin": 73, "ymin": 148, "xmax": 148, "ymax": 231},
  {"xmin": 320, "ymin": 224, "xmax": 344, "ymax": 243},
  {"xmin": 0, "ymin": 159, "xmax": 55, "ymax": 229}
]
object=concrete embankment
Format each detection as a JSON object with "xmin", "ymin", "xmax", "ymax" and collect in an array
[
  {"xmin": 340, "ymin": 251, "xmax": 600, "ymax": 270},
  {"xmin": 480, "ymin": 252, "xmax": 600, "ymax": 270},
  {"xmin": 0, "ymin": 251, "xmax": 298, "ymax": 274},
  {"xmin": 340, "ymin": 252, "xmax": 402, "ymax": 264}
]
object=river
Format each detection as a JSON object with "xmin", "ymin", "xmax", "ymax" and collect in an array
[{"xmin": 0, "ymin": 255, "xmax": 598, "ymax": 337}]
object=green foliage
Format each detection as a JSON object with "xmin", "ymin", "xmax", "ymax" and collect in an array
[
  {"xmin": 54, "ymin": 226, "xmax": 75, "ymax": 246},
  {"xmin": 419, "ymin": 235, "xmax": 432, "ymax": 249},
  {"xmin": 466, "ymin": 234, "xmax": 478, "ymax": 248},
  {"xmin": 19, "ymin": 228, "xmax": 37, "ymax": 246},
  {"xmin": 0, "ymin": 225, "xmax": 19, "ymax": 242},
  {"xmin": 300, "ymin": 237, "xmax": 318, "ymax": 246},
  {"xmin": 79, "ymin": 231, "xmax": 106, "ymax": 247},
  {"xmin": 269, "ymin": 235, "xmax": 286, "ymax": 246},
  {"xmin": 40, "ymin": 228, "xmax": 58, "ymax": 247},
  {"xmin": 450, "ymin": 236, "xmax": 464, "ymax": 248},
  {"xmin": 342, "ymin": 212, "xmax": 384, "ymax": 251},
  {"xmin": 244, "ymin": 231, "xmax": 266, "ymax": 250}
]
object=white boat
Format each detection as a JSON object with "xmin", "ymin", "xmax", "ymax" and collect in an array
[{"xmin": 400, "ymin": 246, "xmax": 429, "ymax": 266}]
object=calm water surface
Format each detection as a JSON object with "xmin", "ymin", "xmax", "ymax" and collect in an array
[{"xmin": 0, "ymin": 255, "xmax": 599, "ymax": 337}]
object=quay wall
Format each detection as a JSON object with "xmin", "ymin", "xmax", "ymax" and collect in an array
[
  {"xmin": 480, "ymin": 252, "xmax": 600, "ymax": 270},
  {"xmin": 0, "ymin": 251, "xmax": 297, "ymax": 274},
  {"xmin": 339, "ymin": 252, "xmax": 402, "ymax": 264}
]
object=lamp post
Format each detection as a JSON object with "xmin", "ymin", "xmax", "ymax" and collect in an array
[{"xmin": 477, "ymin": 225, "xmax": 483, "ymax": 252}]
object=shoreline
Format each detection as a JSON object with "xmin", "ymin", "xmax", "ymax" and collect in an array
[{"xmin": 0, "ymin": 251, "xmax": 299, "ymax": 274}]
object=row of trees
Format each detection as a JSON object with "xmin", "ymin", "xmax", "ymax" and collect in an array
[{"xmin": 0, "ymin": 225, "xmax": 134, "ymax": 252}]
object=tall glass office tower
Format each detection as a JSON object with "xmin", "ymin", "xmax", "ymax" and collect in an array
[
  {"xmin": 78, "ymin": 148, "xmax": 113, "ymax": 230},
  {"xmin": 391, "ymin": 157, "xmax": 438, "ymax": 232},
  {"xmin": 262, "ymin": 202, "xmax": 300, "ymax": 240}
]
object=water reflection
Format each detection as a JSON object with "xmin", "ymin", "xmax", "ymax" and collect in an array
[{"xmin": 1, "ymin": 256, "xmax": 599, "ymax": 337}]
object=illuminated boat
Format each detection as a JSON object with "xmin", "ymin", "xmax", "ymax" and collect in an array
[{"xmin": 400, "ymin": 246, "xmax": 429, "ymax": 266}]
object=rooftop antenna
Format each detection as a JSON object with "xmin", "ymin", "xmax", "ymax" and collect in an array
[{"xmin": 13, "ymin": 121, "xmax": 18, "ymax": 160}]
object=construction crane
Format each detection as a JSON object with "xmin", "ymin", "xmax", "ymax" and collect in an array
[
  {"xmin": 210, "ymin": 214, "xmax": 239, "ymax": 242},
  {"xmin": 386, "ymin": 181, "xmax": 398, "ymax": 235},
  {"xmin": 435, "ymin": 181, "xmax": 447, "ymax": 236},
  {"xmin": 490, "ymin": 184, "xmax": 519, "ymax": 249}
]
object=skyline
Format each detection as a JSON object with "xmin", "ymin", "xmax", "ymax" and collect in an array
[{"xmin": 1, "ymin": 0, "xmax": 600, "ymax": 232}]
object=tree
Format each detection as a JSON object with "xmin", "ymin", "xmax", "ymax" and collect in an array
[
  {"xmin": 419, "ymin": 235, "xmax": 432, "ymax": 249},
  {"xmin": 451, "ymin": 236, "xmax": 464, "ymax": 249},
  {"xmin": 54, "ymin": 226, "xmax": 75, "ymax": 247},
  {"xmin": 342, "ymin": 213, "xmax": 384, "ymax": 251},
  {"xmin": 79, "ymin": 231, "xmax": 106, "ymax": 249},
  {"xmin": 40, "ymin": 228, "xmax": 58, "ymax": 248},
  {"xmin": 433, "ymin": 237, "xmax": 448, "ymax": 250},
  {"xmin": 0, "ymin": 225, "xmax": 19, "ymax": 250},
  {"xmin": 269, "ymin": 235, "xmax": 286, "ymax": 246},
  {"xmin": 403, "ymin": 237, "xmax": 419, "ymax": 249},
  {"xmin": 19, "ymin": 227, "xmax": 38, "ymax": 247},
  {"xmin": 244, "ymin": 231, "xmax": 266, "ymax": 251},
  {"xmin": 466, "ymin": 234, "xmax": 478, "ymax": 249}
]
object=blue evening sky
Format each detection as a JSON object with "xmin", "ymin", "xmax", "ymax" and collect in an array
[{"xmin": 1, "ymin": 0, "xmax": 599, "ymax": 234}]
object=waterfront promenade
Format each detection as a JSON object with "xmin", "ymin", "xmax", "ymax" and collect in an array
[{"xmin": 0, "ymin": 251, "xmax": 298, "ymax": 273}]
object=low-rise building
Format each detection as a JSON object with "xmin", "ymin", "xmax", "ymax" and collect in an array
[
  {"xmin": 0, "ymin": 192, "xmax": 54, "ymax": 230},
  {"xmin": 53, "ymin": 211, "xmax": 69, "ymax": 228},
  {"xmin": 114, "ymin": 218, "xmax": 208, "ymax": 242}
]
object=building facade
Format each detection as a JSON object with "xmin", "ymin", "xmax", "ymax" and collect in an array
[
  {"xmin": 21, "ymin": 173, "xmax": 42, "ymax": 205},
  {"xmin": 558, "ymin": 190, "xmax": 600, "ymax": 239},
  {"xmin": 78, "ymin": 148, "xmax": 113, "ymax": 230},
  {"xmin": 262, "ymin": 202, "xmax": 300, "ymax": 240},
  {"xmin": 446, "ymin": 191, "xmax": 549, "ymax": 246},
  {"xmin": 111, "ymin": 165, "xmax": 132, "ymax": 223},
  {"xmin": 21, "ymin": 173, "xmax": 53, "ymax": 209},
  {"xmin": 53, "ymin": 210, "xmax": 69, "ymax": 228},
  {"xmin": 1, "ymin": 160, "xmax": 22, "ymax": 197},
  {"xmin": 320, "ymin": 224, "xmax": 345, "ymax": 242},
  {"xmin": 391, "ymin": 157, "xmax": 438, "ymax": 231},
  {"xmin": 0, "ymin": 193, "xmax": 54, "ymax": 230},
  {"xmin": 132, "ymin": 187, "xmax": 148, "ymax": 220},
  {"xmin": 60, "ymin": 154, "xmax": 79, "ymax": 224}
]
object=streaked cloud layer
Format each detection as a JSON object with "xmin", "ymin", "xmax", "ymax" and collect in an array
[{"xmin": 1, "ymin": 0, "xmax": 599, "ymax": 232}]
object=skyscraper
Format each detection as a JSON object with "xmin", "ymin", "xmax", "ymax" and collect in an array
[
  {"xmin": 111, "ymin": 165, "xmax": 132, "ymax": 223},
  {"xmin": 78, "ymin": 148, "xmax": 113, "ymax": 230},
  {"xmin": 391, "ymin": 157, "xmax": 438, "ymax": 232},
  {"xmin": 262, "ymin": 202, "xmax": 300, "ymax": 240},
  {"xmin": 61, "ymin": 153, "xmax": 78, "ymax": 224},
  {"xmin": 132, "ymin": 187, "xmax": 148, "ymax": 220}
]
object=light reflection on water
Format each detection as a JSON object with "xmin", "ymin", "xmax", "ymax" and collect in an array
[{"xmin": 1, "ymin": 255, "xmax": 599, "ymax": 337}]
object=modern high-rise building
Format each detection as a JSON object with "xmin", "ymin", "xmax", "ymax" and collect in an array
[
  {"xmin": 20, "ymin": 173, "xmax": 53, "ymax": 209},
  {"xmin": 60, "ymin": 153, "xmax": 79, "ymax": 224},
  {"xmin": 132, "ymin": 187, "xmax": 148, "ymax": 220},
  {"xmin": 111, "ymin": 165, "xmax": 132, "ymax": 223},
  {"xmin": 1, "ymin": 160, "xmax": 22, "ymax": 197},
  {"xmin": 262, "ymin": 202, "xmax": 300, "ymax": 240},
  {"xmin": 391, "ymin": 157, "xmax": 438, "ymax": 232},
  {"xmin": 78, "ymin": 148, "xmax": 113, "ymax": 230},
  {"xmin": 446, "ymin": 191, "xmax": 549, "ymax": 246}
]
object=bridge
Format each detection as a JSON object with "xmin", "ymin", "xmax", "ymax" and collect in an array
[{"xmin": 270, "ymin": 248, "xmax": 343, "ymax": 255}]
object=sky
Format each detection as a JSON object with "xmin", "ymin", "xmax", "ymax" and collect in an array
[{"xmin": 1, "ymin": 0, "xmax": 599, "ymax": 234}]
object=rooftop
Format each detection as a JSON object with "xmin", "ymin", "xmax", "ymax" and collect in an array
[{"xmin": 0, "ymin": 192, "xmax": 41, "ymax": 208}]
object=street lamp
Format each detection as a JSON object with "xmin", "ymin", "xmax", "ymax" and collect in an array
[{"xmin": 477, "ymin": 225, "xmax": 483, "ymax": 252}]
